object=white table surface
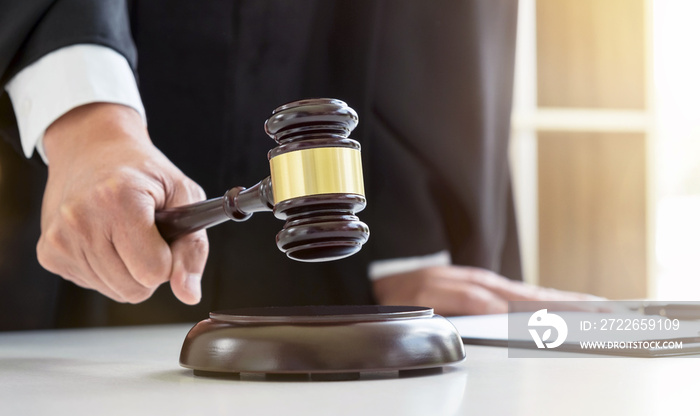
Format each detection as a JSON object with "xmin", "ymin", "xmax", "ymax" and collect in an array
[{"xmin": 1, "ymin": 323, "xmax": 699, "ymax": 416}]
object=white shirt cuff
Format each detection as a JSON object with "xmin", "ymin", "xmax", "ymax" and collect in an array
[
  {"xmin": 4, "ymin": 44, "xmax": 146, "ymax": 164},
  {"xmin": 368, "ymin": 250, "xmax": 452, "ymax": 281}
]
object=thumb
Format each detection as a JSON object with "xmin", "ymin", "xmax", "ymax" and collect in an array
[
  {"xmin": 161, "ymin": 176, "xmax": 209, "ymax": 305},
  {"xmin": 169, "ymin": 229, "xmax": 209, "ymax": 304}
]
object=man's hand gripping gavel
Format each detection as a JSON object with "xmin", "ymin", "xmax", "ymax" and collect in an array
[{"xmin": 37, "ymin": 99, "xmax": 368, "ymax": 306}]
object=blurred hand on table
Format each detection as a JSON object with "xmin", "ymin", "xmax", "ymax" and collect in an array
[{"xmin": 373, "ymin": 265, "xmax": 601, "ymax": 316}]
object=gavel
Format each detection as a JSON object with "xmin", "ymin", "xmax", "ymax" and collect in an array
[{"xmin": 154, "ymin": 98, "xmax": 369, "ymax": 262}]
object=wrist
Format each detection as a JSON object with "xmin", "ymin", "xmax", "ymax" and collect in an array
[{"xmin": 43, "ymin": 103, "xmax": 149, "ymax": 165}]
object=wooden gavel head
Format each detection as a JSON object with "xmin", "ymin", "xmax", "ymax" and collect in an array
[
  {"xmin": 264, "ymin": 98, "xmax": 369, "ymax": 262},
  {"xmin": 155, "ymin": 98, "xmax": 369, "ymax": 263}
]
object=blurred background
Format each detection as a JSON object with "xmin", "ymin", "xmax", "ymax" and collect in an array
[
  {"xmin": 1, "ymin": 0, "xmax": 697, "ymax": 302},
  {"xmin": 511, "ymin": 0, "xmax": 700, "ymax": 299}
]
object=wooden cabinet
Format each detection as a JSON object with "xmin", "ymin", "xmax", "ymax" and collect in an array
[{"xmin": 531, "ymin": 0, "xmax": 649, "ymax": 297}]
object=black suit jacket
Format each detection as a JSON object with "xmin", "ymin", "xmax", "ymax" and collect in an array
[{"xmin": 0, "ymin": 0, "xmax": 520, "ymax": 329}]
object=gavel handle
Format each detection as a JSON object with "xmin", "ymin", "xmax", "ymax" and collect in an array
[
  {"xmin": 155, "ymin": 178, "xmax": 274, "ymax": 243},
  {"xmin": 155, "ymin": 195, "xmax": 231, "ymax": 243}
]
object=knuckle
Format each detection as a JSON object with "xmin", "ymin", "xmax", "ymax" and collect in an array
[
  {"xmin": 36, "ymin": 235, "xmax": 65, "ymax": 273},
  {"xmin": 47, "ymin": 202, "xmax": 92, "ymax": 242},
  {"xmin": 189, "ymin": 234, "xmax": 209, "ymax": 257},
  {"xmin": 61, "ymin": 269, "xmax": 85, "ymax": 285},
  {"xmin": 58, "ymin": 202, "xmax": 83, "ymax": 229},
  {"xmin": 94, "ymin": 184, "xmax": 118, "ymax": 208},
  {"xmin": 36, "ymin": 251, "xmax": 59, "ymax": 275},
  {"xmin": 94, "ymin": 170, "xmax": 131, "ymax": 200},
  {"xmin": 187, "ymin": 181, "xmax": 206, "ymax": 201},
  {"xmin": 93, "ymin": 171, "xmax": 144, "ymax": 214},
  {"xmin": 136, "ymin": 267, "xmax": 170, "ymax": 288},
  {"xmin": 41, "ymin": 225, "xmax": 68, "ymax": 249},
  {"xmin": 120, "ymin": 285, "xmax": 156, "ymax": 304}
]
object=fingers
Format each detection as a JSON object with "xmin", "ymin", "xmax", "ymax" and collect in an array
[
  {"xmin": 39, "ymin": 187, "xmax": 207, "ymax": 304},
  {"xmin": 37, "ymin": 222, "xmax": 151, "ymax": 303},
  {"xmin": 37, "ymin": 245, "xmax": 127, "ymax": 303},
  {"xmin": 85, "ymin": 240, "xmax": 157, "ymax": 303},
  {"xmin": 38, "ymin": 167, "xmax": 204, "ymax": 304}
]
